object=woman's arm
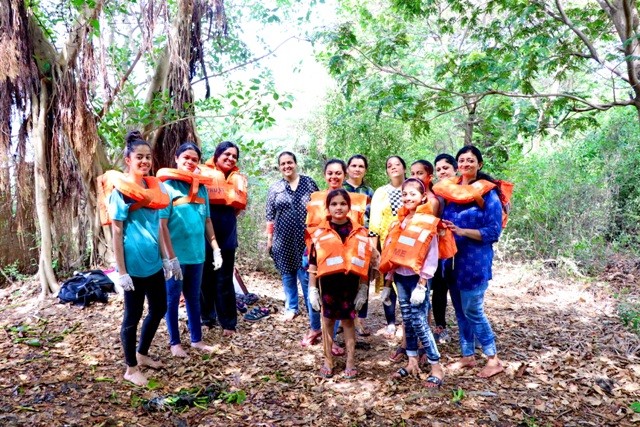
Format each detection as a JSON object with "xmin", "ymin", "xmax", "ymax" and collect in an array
[
  {"xmin": 205, "ymin": 218, "xmax": 220, "ymax": 250},
  {"xmin": 442, "ymin": 190, "xmax": 502, "ymax": 242},
  {"xmin": 265, "ymin": 184, "xmax": 277, "ymax": 253},
  {"xmin": 368, "ymin": 187, "xmax": 385, "ymax": 246},
  {"xmin": 159, "ymin": 218, "xmax": 175, "ymax": 259},
  {"xmin": 112, "ymin": 220, "xmax": 127, "ymax": 276}
]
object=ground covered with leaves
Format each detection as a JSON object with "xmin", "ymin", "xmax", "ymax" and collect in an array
[{"xmin": 1, "ymin": 263, "xmax": 639, "ymax": 426}]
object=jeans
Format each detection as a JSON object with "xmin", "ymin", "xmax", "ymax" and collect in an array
[
  {"xmin": 201, "ymin": 247, "xmax": 237, "ymax": 331},
  {"xmin": 383, "ymin": 285, "xmax": 398, "ymax": 326},
  {"xmin": 431, "ymin": 259, "xmax": 453, "ymax": 328},
  {"xmin": 449, "ymin": 281, "xmax": 497, "ymax": 357},
  {"xmin": 394, "ymin": 274, "xmax": 440, "ymax": 363},
  {"xmin": 166, "ymin": 263, "xmax": 204, "ymax": 346},
  {"xmin": 121, "ymin": 269, "xmax": 167, "ymax": 367},
  {"xmin": 282, "ymin": 268, "xmax": 321, "ymax": 331}
]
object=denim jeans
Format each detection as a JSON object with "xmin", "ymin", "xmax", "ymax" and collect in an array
[
  {"xmin": 166, "ymin": 263, "xmax": 204, "ymax": 346},
  {"xmin": 394, "ymin": 274, "xmax": 440, "ymax": 363},
  {"xmin": 121, "ymin": 269, "xmax": 167, "ymax": 367},
  {"xmin": 282, "ymin": 268, "xmax": 321, "ymax": 331},
  {"xmin": 449, "ymin": 281, "xmax": 497, "ymax": 357}
]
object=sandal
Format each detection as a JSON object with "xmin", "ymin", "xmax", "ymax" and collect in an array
[
  {"xmin": 425, "ymin": 375, "xmax": 444, "ymax": 389},
  {"xmin": 355, "ymin": 325, "xmax": 371, "ymax": 337},
  {"xmin": 243, "ymin": 307, "xmax": 270, "ymax": 322},
  {"xmin": 331, "ymin": 344, "xmax": 345, "ymax": 356},
  {"xmin": 300, "ymin": 330, "xmax": 322, "ymax": 347},
  {"xmin": 391, "ymin": 367, "xmax": 410, "ymax": 380},
  {"xmin": 389, "ymin": 347, "xmax": 407, "ymax": 363},
  {"xmin": 344, "ymin": 368, "xmax": 357, "ymax": 379},
  {"xmin": 319, "ymin": 365, "xmax": 333, "ymax": 378}
]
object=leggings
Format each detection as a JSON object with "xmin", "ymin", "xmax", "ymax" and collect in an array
[
  {"xmin": 431, "ymin": 259, "xmax": 453, "ymax": 328},
  {"xmin": 201, "ymin": 247, "xmax": 238, "ymax": 331},
  {"xmin": 121, "ymin": 269, "xmax": 167, "ymax": 367}
]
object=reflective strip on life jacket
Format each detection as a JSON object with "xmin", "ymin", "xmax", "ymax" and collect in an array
[
  {"xmin": 156, "ymin": 168, "xmax": 213, "ymax": 206},
  {"xmin": 305, "ymin": 190, "xmax": 367, "ymax": 227},
  {"xmin": 307, "ymin": 219, "xmax": 372, "ymax": 280},
  {"xmin": 199, "ymin": 163, "xmax": 248, "ymax": 210},
  {"xmin": 379, "ymin": 204, "xmax": 439, "ymax": 275},
  {"xmin": 97, "ymin": 170, "xmax": 170, "ymax": 226}
]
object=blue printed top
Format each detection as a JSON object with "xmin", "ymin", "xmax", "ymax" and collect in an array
[
  {"xmin": 159, "ymin": 181, "xmax": 210, "ymax": 265},
  {"xmin": 443, "ymin": 188, "xmax": 502, "ymax": 291}
]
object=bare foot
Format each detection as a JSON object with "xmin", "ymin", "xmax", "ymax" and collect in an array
[
  {"xmin": 447, "ymin": 356, "xmax": 476, "ymax": 371},
  {"xmin": 477, "ymin": 356, "xmax": 504, "ymax": 378},
  {"xmin": 191, "ymin": 341, "xmax": 215, "ymax": 352},
  {"xmin": 222, "ymin": 329, "xmax": 236, "ymax": 337},
  {"xmin": 136, "ymin": 353, "xmax": 164, "ymax": 369},
  {"xmin": 170, "ymin": 344, "xmax": 189, "ymax": 358},
  {"xmin": 282, "ymin": 312, "xmax": 297, "ymax": 322},
  {"xmin": 124, "ymin": 367, "xmax": 148, "ymax": 387}
]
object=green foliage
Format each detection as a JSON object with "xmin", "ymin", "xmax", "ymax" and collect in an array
[
  {"xmin": 630, "ymin": 401, "xmax": 640, "ymax": 413},
  {"xmin": 617, "ymin": 290, "xmax": 640, "ymax": 335},
  {"xmin": 451, "ymin": 388, "xmax": 465, "ymax": 403}
]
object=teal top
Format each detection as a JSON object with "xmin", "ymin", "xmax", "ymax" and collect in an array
[
  {"xmin": 159, "ymin": 180, "xmax": 210, "ymax": 265},
  {"xmin": 109, "ymin": 185, "xmax": 166, "ymax": 278}
]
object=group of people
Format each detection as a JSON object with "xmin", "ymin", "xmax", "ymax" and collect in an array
[
  {"xmin": 107, "ymin": 129, "xmax": 507, "ymax": 389},
  {"xmin": 266, "ymin": 148, "xmax": 506, "ymax": 386}
]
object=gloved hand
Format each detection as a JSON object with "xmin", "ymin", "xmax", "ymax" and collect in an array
[
  {"xmin": 213, "ymin": 248, "xmax": 223, "ymax": 271},
  {"xmin": 162, "ymin": 258, "xmax": 173, "ymax": 280},
  {"xmin": 169, "ymin": 257, "xmax": 183, "ymax": 281},
  {"xmin": 380, "ymin": 287, "xmax": 392, "ymax": 306},
  {"xmin": 354, "ymin": 282, "xmax": 368, "ymax": 311},
  {"xmin": 119, "ymin": 274, "xmax": 134, "ymax": 292},
  {"xmin": 309, "ymin": 286, "xmax": 321, "ymax": 312},
  {"xmin": 410, "ymin": 284, "xmax": 427, "ymax": 305}
]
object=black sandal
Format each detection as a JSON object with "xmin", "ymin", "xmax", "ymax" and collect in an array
[
  {"xmin": 389, "ymin": 347, "xmax": 407, "ymax": 363},
  {"xmin": 425, "ymin": 375, "xmax": 444, "ymax": 389},
  {"xmin": 391, "ymin": 367, "xmax": 410, "ymax": 380}
]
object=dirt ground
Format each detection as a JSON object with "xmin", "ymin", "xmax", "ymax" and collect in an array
[{"xmin": 0, "ymin": 262, "xmax": 639, "ymax": 427}]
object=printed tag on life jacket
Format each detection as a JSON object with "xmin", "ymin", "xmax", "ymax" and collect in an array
[
  {"xmin": 418, "ymin": 230, "xmax": 431, "ymax": 243},
  {"xmin": 314, "ymin": 229, "xmax": 323, "ymax": 237},
  {"xmin": 309, "ymin": 200, "xmax": 324, "ymax": 206},
  {"xmin": 355, "ymin": 235, "xmax": 368, "ymax": 243},
  {"xmin": 326, "ymin": 256, "xmax": 344, "ymax": 266},
  {"xmin": 351, "ymin": 257, "xmax": 365, "ymax": 268},
  {"xmin": 358, "ymin": 241, "xmax": 366, "ymax": 257},
  {"xmin": 408, "ymin": 225, "xmax": 422, "ymax": 233},
  {"xmin": 398, "ymin": 235, "xmax": 416, "ymax": 247},
  {"xmin": 472, "ymin": 182, "xmax": 483, "ymax": 189},
  {"xmin": 352, "ymin": 205, "xmax": 363, "ymax": 211},
  {"xmin": 319, "ymin": 234, "xmax": 333, "ymax": 241}
]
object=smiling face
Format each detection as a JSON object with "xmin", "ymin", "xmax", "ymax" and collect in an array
[
  {"xmin": 125, "ymin": 144, "xmax": 152, "ymax": 176},
  {"xmin": 410, "ymin": 163, "xmax": 432, "ymax": 185},
  {"xmin": 279, "ymin": 154, "xmax": 298, "ymax": 179},
  {"xmin": 176, "ymin": 149, "xmax": 200, "ymax": 173},
  {"xmin": 324, "ymin": 163, "xmax": 345, "ymax": 190},
  {"xmin": 457, "ymin": 151, "xmax": 482, "ymax": 180},
  {"xmin": 216, "ymin": 147, "xmax": 238, "ymax": 173},
  {"xmin": 435, "ymin": 159, "xmax": 457, "ymax": 180},
  {"xmin": 386, "ymin": 157, "xmax": 405, "ymax": 180},
  {"xmin": 328, "ymin": 194, "xmax": 349, "ymax": 222},
  {"xmin": 347, "ymin": 158, "xmax": 367, "ymax": 181},
  {"xmin": 402, "ymin": 181, "xmax": 425, "ymax": 212}
]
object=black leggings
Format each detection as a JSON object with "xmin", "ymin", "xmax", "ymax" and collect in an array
[
  {"xmin": 121, "ymin": 269, "xmax": 167, "ymax": 367},
  {"xmin": 383, "ymin": 286, "xmax": 398, "ymax": 326},
  {"xmin": 201, "ymin": 247, "xmax": 238, "ymax": 331},
  {"xmin": 431, "ymin": 260, "xmax": 453, "ymax": 329}
]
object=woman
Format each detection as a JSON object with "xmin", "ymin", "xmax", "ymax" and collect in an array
[
  {"xmin": 200, "ymin": 141, "xmax": 247, "ymax": 337},
  {"xmin": 109, "ymin": 131, "xmax": 172, "ymax": 386},
  {"xmin": 430, "ymin": 153, "xmax": 458, "ymax": 343},
  {"xmin": 158, "ymin": 142, "xmax": 221, "ymax": 357},
  {"xmin": 369, "ymin": 155, "xmax": 407, "ymax": 337},
  {"xmin": 343, "ymin": 155, "xmax": 375, "ymax": 336},
  {"xmin": 266, "ymin": 152, "xmax": 321, "ymax": 340},
  {"xmin": 434, "ymin": 145, "xmax": 504, "ymax": 378},
  {"xmin": 307, "ymin": 189, "xmax": 372, "ymax": 379}
]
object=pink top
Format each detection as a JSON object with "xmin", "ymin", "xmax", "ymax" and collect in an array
[{"xmin": 385, "ymin": 216, "xmax": 439, "ymax": 281}]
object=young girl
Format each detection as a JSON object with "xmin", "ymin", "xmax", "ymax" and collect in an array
[
  {"xmin": 109, "ymin": 131, "xmax": 175, "ymax": 386},
  {"xmin": 158, "ymin": 142, "xmax": 222, "ymax": 357},
  {"xmin": 410, "ymin": 160, "xmax": 441, "ymax": 217},
  {"xmin": 307, "ymin": 189, "xmax": 372, "ymax": 379},
  {"xmin": 380, "ymin": 178, "xmax": 445, "ymax": 388}
]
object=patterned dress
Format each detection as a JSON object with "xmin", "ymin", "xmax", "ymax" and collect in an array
[
  {"xmin": 310, "ymin": 221, "xmax": 360, "ymax": 320},
  {"xmin": 369, "ymin": 184, "xmax": 403, "ymax": 291},
  {"xmin": 266, "ymin": 175, "xmax": 319, "ymax": 275}
]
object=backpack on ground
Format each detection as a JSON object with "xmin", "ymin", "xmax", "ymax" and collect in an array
[{"xmin": 58, "ymin": 270, "xmax": 115, "ymax": 307}]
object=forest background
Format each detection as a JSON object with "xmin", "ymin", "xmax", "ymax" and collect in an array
[{"xmin": 1, "ymin": 0, "xmax": 640, "ymax": 333}]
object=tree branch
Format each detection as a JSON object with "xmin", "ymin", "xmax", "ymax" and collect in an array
[
  {"xmin": 97, "ymin": 49, "xmax": 144, "ymax": 119},
  {"xmin": 621, "ymin": 0, "xmax": 640, "ymax": 91},
  {"xmin": 554, "ymin": 0, "xmax": 601, "ymax": 62}
]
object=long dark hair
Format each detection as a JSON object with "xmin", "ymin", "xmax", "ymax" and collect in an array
[
  {"xmin": 278, "ymin": 151, "xmax": 297, "ymax": 164},
  {"xmin": 434, "ymin": 153, "xmax": 457, "ymax": 171},
  {"xmin": 175, "ymin": 142, "xmax": 201, "ymax": 164},
  {"xmin": 411, "ymin": 160, "xmax": 434, "ymax": 191},
  {"xmin": 386, "ymin": 155, "xmax": 407, "ymax": 179},
  {"xmin": 324, "ymin": 158, "xmax": 347, "ymax": 174},
  {"xmin": 213, "ymin": 141, "xmax": 240, "ymax": 164},
  {"xmin": 326, "ymin": 188, "xmax": 351, "ymax": 210},
  {"xmin": 124, "ymin": 130, "xmax": 150, "ymax": 158},
  {"xmin": 456, "ymin": 145, "xmax": 503, "ymax": 202}
]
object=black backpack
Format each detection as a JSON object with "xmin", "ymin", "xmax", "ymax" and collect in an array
[{"xmin": 58, "ymin": 270, "xmax": 115, "ymax": 307}]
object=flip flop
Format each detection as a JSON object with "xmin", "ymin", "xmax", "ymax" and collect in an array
[
  {"xmin": 425, "ymin": 375, "xmax": 444, "ymax": 389},
  {"xmin": 319, "ymin": 365, "xmax": 333, "ymax": 378},
  {"xmin": 355, "ymin": 325, "xmax": 371, "ymax": 337},
  {"xmin": 331, "ymin": 345, "xmax": 345, "ymax": 356},
  {"xmin": 391, "ymin": 367, "xmax": 410, "ymax": 380},
  {"xmin": 300, "ymin": 330, "xmax": 322, "ymax": 347},
  {"xmin": 389, "ymin": 347, "xmax": 407, "ymax": 363},
  {"xmin": 344, "ymin": 368, "xmax": 357, "ymax": 379}
]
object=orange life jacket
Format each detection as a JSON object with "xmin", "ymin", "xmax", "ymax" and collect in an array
[
  {"xmin": 305, "ymin": 190, "xmax": 367, "ymax": 227},
  {"xmin": 379, "ymin": 204, "xmax": 439, "ymax": 275},
  {"xmin": 97, "ymin": 170, "xmax": 170, "ymax": 226},
  {"xmin": 432, "ymin": 176, "xmax": 513, "ymax": 228},
  {"xmin": 156, "ymin": 168, "xmax": 213, "ymax": 207},
  {"xmin": 307, "ymin": 218, "xmax": 372, "ymax": 280},
  {"xmin": 199, "ymin": 160, "xmax": 248, "ymax": 210}
]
